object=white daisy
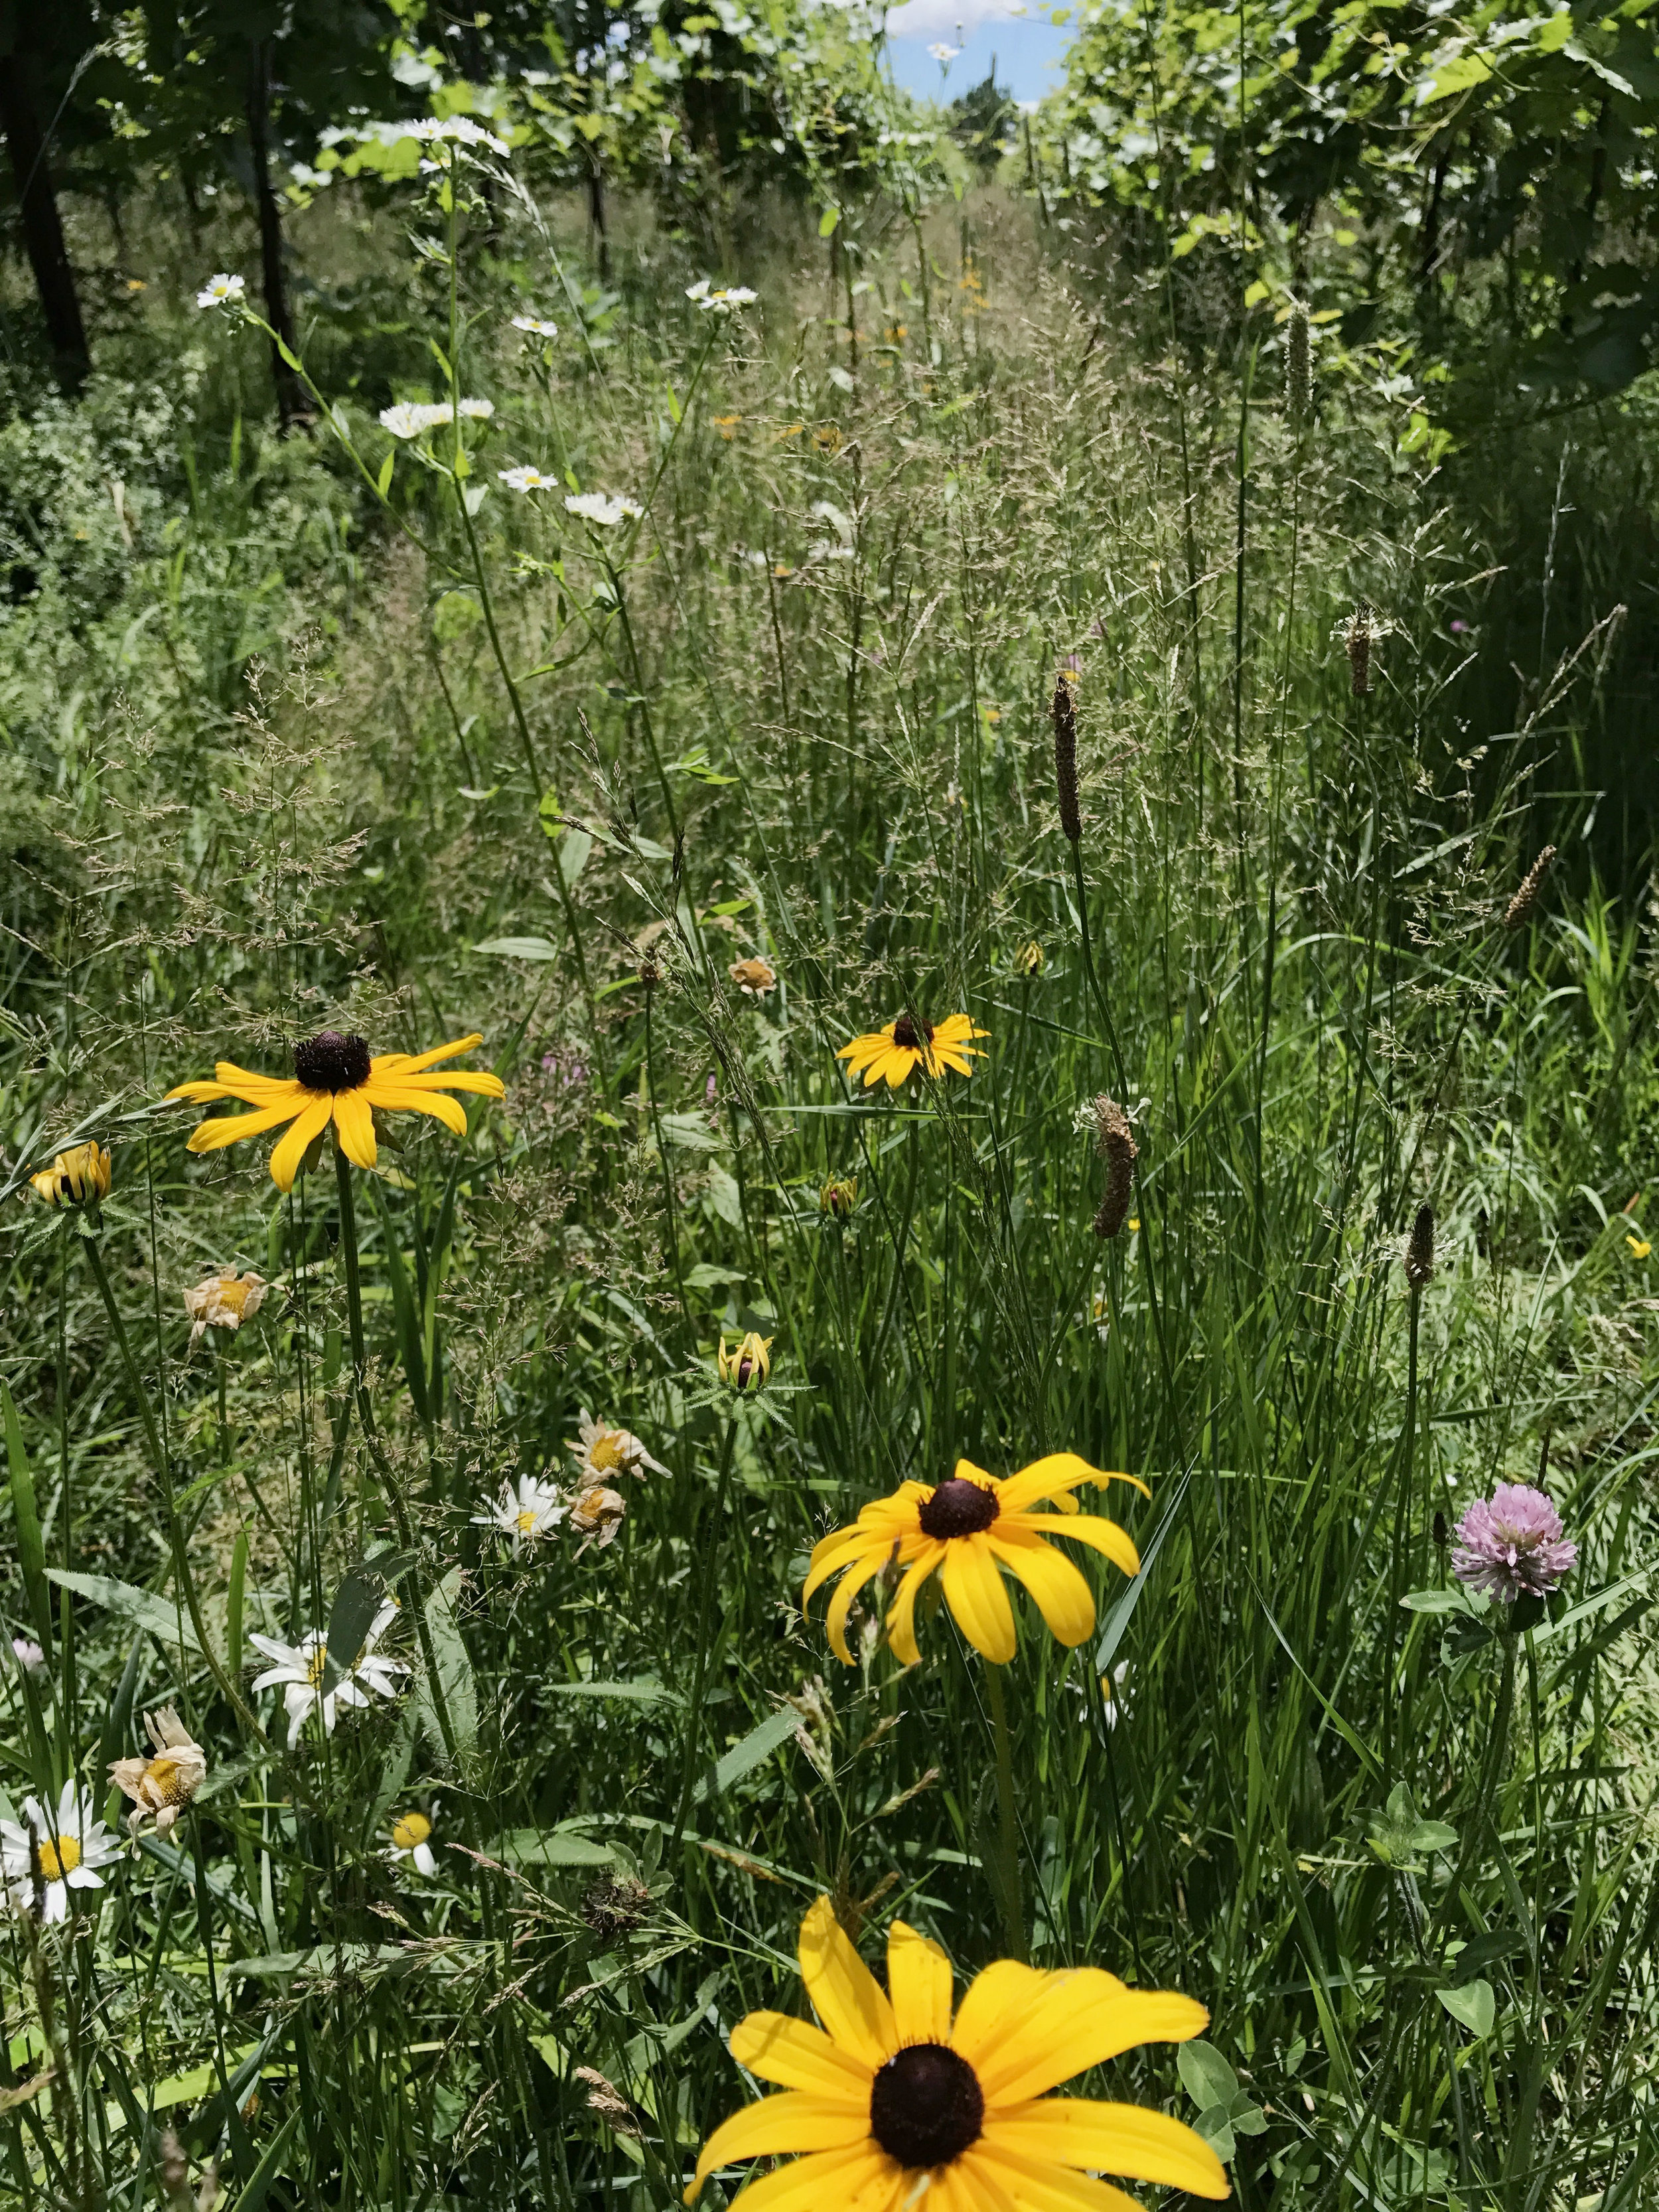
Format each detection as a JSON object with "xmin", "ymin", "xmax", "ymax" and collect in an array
[
  {"xmin": 10, "ymin": 1638, "xmax": 46, "ymax": 1676},
  {"xmin": 0, "ymin": 1781, "xmax": 121, "ymax": 1923},
  {"xmin": 685, "ymin": 277, "xmax": 758, "ymax": 315},
  {"xmin": 512, "ymin": 315, "xmax": 559, "ymax": 337},
  {"xmin": 195, "ymin": 273, "xmax": 246, "ymax": 310},
  {"xmin": 499, "ymin": 463, "xmax": 558, "ymax": 493},
  {"xmin": 928, "ymin": 40, "xmax": 961, "ymax": 61},
  {"xmin": 564, "ymin": 491, "xmax": 642, "ymax": 528},
  {"xmin": 406, "ymin": 115, "xmax": 510, "ymax": 156},
  {"xmin": 388, "ymin": 1808, "xmax": 439, "ymax": 1877},
  {"xmin": 472, "ymin": 1472, "xmax": 567, "ymax": 1548},
  {"xmin": 565, "ymin": 1412, "xmax": 669, "ymax": 1485},
  {"xmin": 457, "ymin": 397, "xmax": 494, "ymax": 419},
  {"xmin": 249, "ymin": 1624, "xmax": 405, "ymax": 1749},
  {"xmin": 379, "ymin": 401, "xmax": 449, "ymax": 439}
]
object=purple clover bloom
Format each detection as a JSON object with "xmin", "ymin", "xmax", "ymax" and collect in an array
[{"xmin": 1452, "ymin": 1483, "xmax": 1577, "ymax": 1603}]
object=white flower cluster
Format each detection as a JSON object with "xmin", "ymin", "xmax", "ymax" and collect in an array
[
  {"xmin": 380, "ymin": 398, "xmax": 494, "ymax": 439},
  {"xmin": 498, "ymin": 463, "xmax": 560, "ymax": 493},
  {"xmin": 565, "ymin": 491, "xmax": 643, "ymax": 528}
]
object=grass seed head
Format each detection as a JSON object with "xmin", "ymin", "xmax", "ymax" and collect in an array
[
  {"xmin": 1091, "ymin": 1096, "xmax": 1138, "ymax": 1238},
  {"xmin": 1505, "ymin": 844, "xmax": 1557, "ymax": 929},
  {"xmin": 1287, "ymin": 297, "xmax": 1312, "ymax": 426},
  {"xmin": 1404, "ymin": 1202, "xmax": 1436, "ymax": 1289},
  {"xmin": 1052, "ymin": 670, "xmax": 1081, "ymax": 842}
]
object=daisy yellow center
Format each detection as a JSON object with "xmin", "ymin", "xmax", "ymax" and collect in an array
[
  {"xmin": 392, "ymin": 1812, "xmax": 431, "ymax": 1850},
  {"xmin": 306, "ymin": 1646, "xmax": 329, "ymax": 1688},
  {"xmin": 587, "ymin": 1434, "xmax": 626, "ymax": 1473},
  {"xmin": 216, "ymin": 1280, "xmax": 253, "ymax": 1318},
  {"xmin": 292, "ymin": 1031, "xmax": 372, "ymax": 1094},
  {"xmin": 147, "ymin": 1755, "xmax": 189, "ymax": 1803},
  {"xmin": 918, "ymin": 1477, "xmax": 999, "ymax": 1540},
  {"xmin": 516, "ymin": 1508, "xmax": 540, "ymax": 1534},
  {"xmin": 891, "ymin": 1014, "xmax": 934, "ymax": 1053},
  {"xmin": 869, "ymin": 2042, "xmax": 983, "ymax": 2170},
  {"xmin": 38, "ymin": 1834, "xmax": 80, "ymax": 1881}
]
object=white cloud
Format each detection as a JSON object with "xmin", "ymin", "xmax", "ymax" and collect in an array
[{"xmin": 889, "ymin": 0, "xmax": 1029, "ymax": 35}]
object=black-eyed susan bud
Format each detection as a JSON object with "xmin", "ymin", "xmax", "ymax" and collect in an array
[
  {"xmin": 821, "ymin": 1175, "xmax": 859, "ymax": 1222},
  {"xmin": 1052, "ymin": 670, "xmax": 1081, "ymax": 842},
  {"xmin": 1504, "ymin": 845, "xmax": 1557, "ymax": 930},
  {"xmin": 1090, "ymin": 1096, "xmax": 1137, "ymax": 1239},
  {"xmin": 717, "ymin": 1329, "xmax": 772, "ymax": 1393},
  {"xmin": 1286, "ymin": 297, "xmax": 1311, "ymax": 427},
  {"xmin": 1404, "ymin": 1203, "xmax": 1435, "ymax": 1290},
  {"xmin": 1015, "ymin": 939, "xmax": 1045, "ymax": 978},
  {"xmin": 30, "ymin": 1142, "xmax": 111, "ymax": 1213}
]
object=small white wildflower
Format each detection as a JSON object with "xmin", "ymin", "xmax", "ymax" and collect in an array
[
  {"xmin": 388, "ymin": 1808, "xmax": 439, "ymax": 1877},
  {"xmin": 195, "ymin": 273, "xmax": 246, "ymax": 310},
  {"xmin": 406, "ymin": 115, "xmax": 510, "ymax": 157},
  {"xmin": 0, "ymin": 1782, "xmax": 121, "ymax": 1923},
  {"xmin": 457, "ymin": 397, "xmax": 494, "ymax": 419},
  {"xmin": 499, "ymin": 464, "xmax": 558, "ymax": 492},
  {"xmin": 928, "ymin": 40, "xmax": 961, "ymax": 60},
  {"xmin": 686, "ymin": 277, "xmax": 758, "ymax": 315},
  {"xmin": 512, "ymin": 315, "xmax": 559, "ymax": 337},
  {"xmin": 248, "ymin": 1625, "xmax": 405, "ymax": 1749},
  {"xmin": 10, "ymin": 1638, "xmax": 46, "ymax": 1676},
  {"xmin": 472, "ymin": 1472, "xmax": 567, "ymax": 1547},
  {"xmin": 564, "ymin": 492, "xmax": 642, "ymax": 528},
  {"xmin": 380, "ymin": 402, "xmax": 448, "ymax": 439}
]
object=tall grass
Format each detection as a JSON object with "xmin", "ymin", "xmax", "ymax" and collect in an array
[{"xmin": 1, "ymin": 169, "xmax": 1656, "ymax": 2212}]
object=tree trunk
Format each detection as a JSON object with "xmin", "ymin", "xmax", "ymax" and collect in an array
[
  {"xmin": 0, "ymin": 40, "xmax": 89, "ymax": 390},
  {"xmin": 245, "ymin": 40, "xmax": 307, "ymax": 431}
]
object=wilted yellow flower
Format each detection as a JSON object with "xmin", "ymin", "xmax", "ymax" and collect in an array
[
  {"xmin": 30, "ymin": 1142, "xmax": 111, "ymax": 1210},
  {"xmin": 719, "ymin": 1331, "xmax": 772, "ymax": 1393},
  {"xmin": 108, "ymin": 1708, "xmax": 208, "ymax": 1839},
  {"xmin": 1015, "ymin": 940, "xmax": 1044, "ymax": 978},
  {"xmin": 569, "ymin": 1484, "xmax": 626, "ymax": 1555},
  {"xmin": 567, "ymin": 1412, "xmax": 668, "ymax": 1484},
  {"xmin": 729, "ymin": 956, "xmax": 778, "ymax": 997},
  {"xmin": 821, "ymin": 1175, "xmax": 859, "ymax": 1222},
  {"xmin": 183, "ymin": 1270, "xmax": 267, "ymax": 1347}
]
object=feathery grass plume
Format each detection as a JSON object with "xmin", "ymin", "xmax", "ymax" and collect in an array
[
  {"xmin": 1505, "ymin": 844, "xmax": 1557, "ymax": 929},
  {"xmin": 1286, "ymin": 296, "xmax": 1312, "ymax": 426},
  {"xmin": 1052, "ymin": 669, "xmax": 1081, "ymax": 841},
  {"xmin": 1090, "ymin": 1094, "xmax": 1138, "ymax": 1238},
  {"xmin": 1404, "ymin": 1203, "xmax": 1435, "ymax": 1289}
]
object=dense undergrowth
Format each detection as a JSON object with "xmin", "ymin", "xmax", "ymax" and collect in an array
[{"xmin": 1, "ymin": 145, "xmax": 1658, "ymax": 2212}]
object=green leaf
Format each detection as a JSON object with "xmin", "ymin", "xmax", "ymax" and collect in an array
[
  {"xmin": 416, "ymin": 1568, "xmax": 478, "ymax": 1770},
  {"xmin": 666, "ymin": 382, "xmax": 683, "ymax": 425},
  {"xmin": 818, "ymin": 206, "xmax": 840, "ymax": 236},
  {"xmin": 1400, "ymin": 1587, "xmax": 1474, "ymax": 1615},
  {"xmin": 545, "ymin": 1678, "xmax": 680, "ymax": 1703},
  {"xmin": 559, "ymin": 829, "xmax": 593, "ymax": 887},
  {"xmin": 500, "ymin": 1826, "xmax": 615, "ymax": 1867},
  {"xmin": 227, "ymin": 1530, "xmax": 248, "ymax": 1677},
  {"xmin": 1178, "ymin": 2040, "xmax": 1240, "ymax": 2113},
  {"xmin": 693, "ymin": 1704, "xmax": 800, "ymax": 1803},
  {"xmin": 1194, "ymin": 2105, "xmax": 1236, "ymax": 2159},
  {"xmin": 4, "ymin": 1382, "xmax": 52, "ymax": 1653},
  {"xmin": 1409, "ymin": 1818, "xmax": 1459, "ymax": 1853},
  {"xmin": 1437, "ymin": 1980, "xmax": 1496, "ymax": 2036},
  {"xmin": 376, "ymin": 451, "xmax": 396, "ymax": 498},
  {"xmin": 224, "ymin": 2106, "xmax": 303, "ymax": 2212},
  {"xmin": 321, "ymin": 1569, "xmax": 388, "ymax": 1697},
  {"xmin": 46, "ymin": 1570, "xmax": 202, "ymax": 1655}
]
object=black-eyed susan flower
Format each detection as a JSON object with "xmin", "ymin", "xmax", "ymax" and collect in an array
[
  {"xmin": 719, "ymin": 1331, "xmax": 772, "ymax": 1392},
  {"xmin": 30, "ymin": 1142, "xmax": 111, "ymax": 1209},
  {"xmin": 685, "ymin": 1895, "xmax": 1228, "ymax": 2212},
  {"xmin": 806, "ymin": 1453, "xmax": 1146, "ymax": 1667},
  {"xmin": 836, "ymin": 1012, "xmax": 987, "ymax": 1091},
  {"xmin": 166, "ymin": 1031, "xmax": 504, "ymax": 1192}
]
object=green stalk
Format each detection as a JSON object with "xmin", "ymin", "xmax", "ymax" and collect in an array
[
  {"xmin": 984, "ymin": 1662, "xmax": 1027, "ymax": 1961},
  {"xmin": 668, "ymin": 1413, "xmax": 741, "ymax": 1867}
]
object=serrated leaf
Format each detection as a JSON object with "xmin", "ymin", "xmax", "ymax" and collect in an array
[{"xmin": 46, "ymin": 1570, "xmax": 201, "ymax": 1654}]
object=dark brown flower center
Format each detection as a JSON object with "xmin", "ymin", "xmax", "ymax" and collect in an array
[
  {"xmin": 293, "ymin": 1031, "xmax": 372, "ymax": 1094},
  {"xmin": 869, "ymin": 2042, "xmax": 983, "ymax": 2170},
  {"xmin": 918, "ymin": 1477, "xmax": 999, "ymax": 1540},
  {"xmin": 891, "ymin": 1014, "xmax": 934, "ymax": 1053}
]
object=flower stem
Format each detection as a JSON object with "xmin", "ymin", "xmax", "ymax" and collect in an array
[
  {"xmin": 985, "ymin": 1662, "xmax": 1027, "ymax": 1961},
  {"xmin": 668, "ymin": 1414, "xmax": 740, "ymax": 1868},
  {"xmin": 79, "ymin": 1232, "xmax": 257, "ymax": 1732}
]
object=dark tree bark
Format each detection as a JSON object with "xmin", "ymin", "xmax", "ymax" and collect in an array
[
  {"xmin": 245, "ymin": 40, "xmax": 307, "ymax": 431},
  {"xmin": 0, "ymin": 37, "xmax": 89, "ymax": 390}
]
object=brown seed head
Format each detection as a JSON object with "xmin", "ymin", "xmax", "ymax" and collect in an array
[
  {"xmin": 1404, "ymin": 1203, "xmax": 1435, "ymax": 1290},
  {"xmin": 1504, "ymin": 845, "xmax": 1557, "ymax": 930},
  {"xmin": 1091, "ymin": 1096, "xmax": 1138, "ymax": 1239},
  {"xmin": 1052, "ymin": 672, "xmax": 1081, "ymax": 842}
]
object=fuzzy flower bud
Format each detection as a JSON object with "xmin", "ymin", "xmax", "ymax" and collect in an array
[
  {"xmin": 1404, "ymin": 1203, "xmax": 1435, "ymax": 1290},
  {"xmin": 1090, "ymin": 1096, "xmax": 1138, "ymax": 1240},
  {"xmin": 1504, "ymin": 845, "xmax": 1557, "ymax": 930},
  {"xmin": 1015, "ymin": 939, "xmax": 1045, "ymax": 978}
]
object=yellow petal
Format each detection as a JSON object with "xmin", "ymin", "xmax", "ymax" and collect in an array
[
  {"xmin": 989, "ymin": 1532, "xmax": 1097, "ymax": 1648},
  {"xmin": 362, "ymin": 1083, "xmax": 469, "ymax": 1136},
  {"xmin": 995, "ymin": 1454, "xmax": 1130, "ymax": 1516},
  {"xmin": 972, "ymin": 1976, "xmax": 1211, "ymax": 2104},
  {"xmin": 728, "ymin": 2012, "xmax": 874, "ymax": 2098},
  {"xmin": 885, "ymin": 1550, "xmax": 941, "ymax": 1666},
  {"xmin": 184, "ymin": 1098, "xmax": 306, "ymax": 1155},
  {"xmin": 952, "ymin": 1961, "xmax": 1058, "ymax": 2061},
  {"xmin": 826, "ymin": 1552, "xmax": 887, "ymax": 1666},
  {"xmin": 798, "ymin": 1896, "xmax": 899, "ymax": 2069},
  {"xmin": 387, "ymin": 1069, "xmax": 506, "ymax": 1098},
  {"xmin": 962, "ymin": 2142, "xmax": 1149, "ymax": 2212},
  {"xmin": 331, "ymin": 1088, "xmax": 378, "ymax": 1171},
  {"xmin": 804, "ymin": 1531, "xmax": 881, "ymax": 1607},
  {"xmin": 719, "ymin": 2146, "xmax": 904, "ymax": 2212},
  {"xmin": 1008, "ymin": 1515, "xmax": 1140, "ymax": 1580},
  {"xmin": 268, "ymin": 1094, "xmax": 334, "ymax": 1193},
  {"xmin": 939, "ymin": 1536, "xmax": 1017, "ymax": 1664},
  {"xmin": 886, "ymin": 1921, "xmax": 954, "ymax": 2044},
  {"xmin": 937, "ymin": 2159, "xmax": 1019, "ymax": 2212},
  {"xmin": 370, "ymin": 1033, "xmax": 484, "ymax": 1076},
  {"xmin": 687, "ymin": 2091, "xmax": 870, "ymax": 2197},
  {"xmin": 983, "ymin": 2100, "xmax": 1229, "ymax": 2198}
]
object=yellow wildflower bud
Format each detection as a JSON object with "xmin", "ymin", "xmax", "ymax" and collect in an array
[
  {"xmin": 1015, "ymin": 940, "xmax": 1045, "ymax": 978},
  {"xmin": 820, "ymin": 1176, "xmax": 859, "ymax": 1222},
  {"xmin": 30, "ymin": 1142, "xmax": 111, "ymax": 1211},
  {"xmin": 718, "ymin": 1331, "xmax": 772, "ymax": 1394}
]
